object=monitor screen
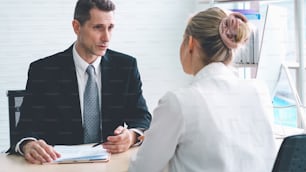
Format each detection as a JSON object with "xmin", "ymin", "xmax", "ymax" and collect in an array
[{"xmin": 256, "ymin": 5, "xmax": 288, "ymax": 98}]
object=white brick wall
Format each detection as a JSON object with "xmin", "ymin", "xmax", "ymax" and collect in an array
[{"xmin": 0, "ymin": 0, "xmax": 195, "ymax": 151}]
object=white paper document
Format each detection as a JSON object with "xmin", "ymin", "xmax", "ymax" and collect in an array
[{"xmin": 49, "ymin": 144, "xmax": 110, "ymax": 164}]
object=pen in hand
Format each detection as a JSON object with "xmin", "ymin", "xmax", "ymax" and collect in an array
[
  {"xmin": 92, "ymin": 140, "xmax": 107, "ymax": 148},
  {"xmin": 92, "ymin": 123, "xmax": 128, "ymax": 148}
]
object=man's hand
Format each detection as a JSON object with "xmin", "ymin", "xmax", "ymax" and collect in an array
[
  {"xmin": 102, "ymin": 126, "xmax": 137, "ymax": 153},
  {"xmin": 22, "ymin": 139, "xmax": 61, "ymax": 164}
]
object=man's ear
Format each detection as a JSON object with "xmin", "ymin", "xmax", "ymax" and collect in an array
[{"xmin": 72, "ymin": 19, "xmax": 81, "ymax": 35}]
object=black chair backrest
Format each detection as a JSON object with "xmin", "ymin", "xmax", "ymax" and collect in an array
[
  {"xmin": 7, "ymin": 90, "xmax": 26, "ymax": 147},
  {"xmin": 272, "ymin": 134, "xmax": 306, "ymax": 172}
]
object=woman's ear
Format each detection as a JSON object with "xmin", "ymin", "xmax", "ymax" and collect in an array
[{"xmin": 188, "ymin": 36, "xmax": 194, "ymax": 54}]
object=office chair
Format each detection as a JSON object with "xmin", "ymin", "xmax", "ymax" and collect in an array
[
  {"xmin": 7, "ymin": 90, "xmax": 26, "ymax": 148},
  {"xmin": 272, "ymin": 134, "xmax": 306, "ymax": 172}
]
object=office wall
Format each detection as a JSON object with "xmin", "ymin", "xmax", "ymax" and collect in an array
[{"xmin": 0, "ymin": 0, "xmax": 195, "ymax": 151}]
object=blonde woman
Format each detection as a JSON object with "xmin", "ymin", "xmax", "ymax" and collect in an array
[{"xmin": 128, "ymin": 7, "xmax": 276, "ymax": 172}]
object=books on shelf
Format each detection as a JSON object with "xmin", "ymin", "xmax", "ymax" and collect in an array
[
  {"xmin": 233, "ymin": 9, "xmax": 261, "ymax": 65},
  {"xmin": 231, "ymin": 9, "xmax": 260, "ymax": 20}
]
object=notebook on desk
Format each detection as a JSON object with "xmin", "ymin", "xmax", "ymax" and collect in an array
[{"xmin": 46, "ymin": 144, "xmax": 110, "ymax": 164}]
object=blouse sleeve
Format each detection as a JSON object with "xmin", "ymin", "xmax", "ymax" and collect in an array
[{"xmin": 128, "ymin": 91, "xmax": 185, "ymax": 172}]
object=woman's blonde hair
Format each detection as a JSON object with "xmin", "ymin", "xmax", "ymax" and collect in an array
[{"xmin": 184, "ymin": 7, "xmax": 250, "ymax": 65}]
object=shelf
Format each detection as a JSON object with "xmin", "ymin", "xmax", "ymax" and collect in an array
[
  {"xmin": 198, "ymin": 0, "xmax": 290, "ymax": 4},
  {"xmin": 233, "ymin": 63, "xmax": 257, "ymax": 68},
  {"xmin": 286, "ymin": 61, "xmax": 303, "ymax": 70},
  {"xmin": 232, "ymin": 62, "xmax": 300, "ymax": 69}
]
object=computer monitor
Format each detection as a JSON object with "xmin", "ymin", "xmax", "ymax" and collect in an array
[
  {"xmin": 255, "ymin": 5, "xmax": 288, "ymax": 98},
  {"xmin": 256, "ymin": 5, "xmax": 306, "ymax": 129}
]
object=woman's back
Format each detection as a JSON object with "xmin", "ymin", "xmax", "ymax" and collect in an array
[
  {"xmin": 169, "ymin": 62, "xmax": 276, "ymax": 172},
  {"xmin": 129, "ymin": 63, "xmax": 276, "ymax": 172}
]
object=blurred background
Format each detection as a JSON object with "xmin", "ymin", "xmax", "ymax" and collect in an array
[{"xmin": 0, "ymin": 0, "xmax": 305, "ymax": 151}]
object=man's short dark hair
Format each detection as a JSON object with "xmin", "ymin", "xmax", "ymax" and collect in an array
[{"xmin": 74, "ymin": 0, "xmax": 116, "ymax": 25}]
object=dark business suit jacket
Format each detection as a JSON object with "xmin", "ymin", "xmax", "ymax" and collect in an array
[{"xmin": 11, "ymin": 45, "xmax": 151, "ymax": 152}]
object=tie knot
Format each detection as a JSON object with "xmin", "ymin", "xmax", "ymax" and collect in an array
[{"xmin": 86, "ymin": 65, "xmax": 95, "ymax": 76}]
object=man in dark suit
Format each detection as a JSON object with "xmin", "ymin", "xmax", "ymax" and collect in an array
[{"xmin": 11, "ymin": 0, "xmax": 151, "ymax": 164}]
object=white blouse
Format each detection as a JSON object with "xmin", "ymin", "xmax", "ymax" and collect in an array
[{"xmin": 128, "ymin": 62, "xmax": 277, "ymax": 172}]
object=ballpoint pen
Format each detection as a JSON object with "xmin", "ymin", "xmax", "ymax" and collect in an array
[
  {"xmin": 92, "ymin": 123, "xmax": 128, "ymax": 147},
  {"xmin": 92, "ymin": 140, "xmax": 107, "ymax": 148}
]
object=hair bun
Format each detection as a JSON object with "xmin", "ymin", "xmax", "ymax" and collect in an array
[{"xmin": 219, "ymin": 12, "xmax": 249, "ymax": 49}]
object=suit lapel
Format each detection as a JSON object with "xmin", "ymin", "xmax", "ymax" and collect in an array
[
  {"xmin": 58, "ymin": 46, "xmax": 82, "ymax": 121},
  {"xmin": 101, "ymin": 51, "xmax": 111, "ymax": 98},
  {"xmin": 100, "ymin": 50, "xmax": 116, "ymax": 139}
]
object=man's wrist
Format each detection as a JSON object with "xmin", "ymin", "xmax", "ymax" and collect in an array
[
  {"xmin": 15, "ymin": 137, "xmax": 37, "ymax": 155},
  {"xmin": 129, "ymin": 128, "xmax": 144, "ymax": 146}
]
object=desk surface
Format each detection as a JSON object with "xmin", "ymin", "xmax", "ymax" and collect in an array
[
  {"xmin": 1, "ymin": 125, "xmax": 303, "ymax": 172},
  {"xmin": 1, "ymin": 147, "xmax": 138, "ymax": 172}
]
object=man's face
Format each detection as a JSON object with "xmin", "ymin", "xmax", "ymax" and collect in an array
[{"xmin": 73, "ymin": 8, "xmax": 114, "ymax": 62}]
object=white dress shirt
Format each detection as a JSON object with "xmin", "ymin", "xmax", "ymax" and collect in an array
[
  {"xmin": 72, "ymin": 43, "xmax": 102, "ymax": 122},
  {"xmin": 129, "ymin": 62, "xmax": 277, "ymax": 172}
]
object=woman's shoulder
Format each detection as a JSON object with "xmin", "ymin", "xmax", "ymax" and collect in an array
[{"xmin": 159, "ymin": 86, "xmax": 200, "ymax": 109}]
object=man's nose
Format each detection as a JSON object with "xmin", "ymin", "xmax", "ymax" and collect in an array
[{"xmin": 101, "ymin": 30, "xmax": 110, "ymax": 42}]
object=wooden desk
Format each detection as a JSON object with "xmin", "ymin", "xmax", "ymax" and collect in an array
[{"xmin": 1, "ymin": 147, "xmax": 138, "ymax": 172}]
